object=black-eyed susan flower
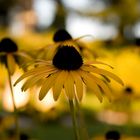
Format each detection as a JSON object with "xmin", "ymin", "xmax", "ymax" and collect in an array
[
  {"xmin": 0, "ymin": 37, "xmax": 32, "ymax": 140},
  {"xmin": 14, "ymin": 44, "xmax": 123, "ymax": 102},
  {"xmin": 36, "ymin": 29, "xmax": 95, "ymax": 60},
  {"xmin": 0, "ymin": 37, "xmax": 32, "ymax": 75}
]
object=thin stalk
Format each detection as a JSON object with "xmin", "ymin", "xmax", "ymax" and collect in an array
[
  {"xmin": 7, "ymin": 67, "xmax": 20, "ymax": 140},
  {"xmin": 75, "ymin": 99, "xmax": 89, "ymax": 140},
  {"xmin": 69, "ymin": 99, "xmax": 80, "ymax": 140}
]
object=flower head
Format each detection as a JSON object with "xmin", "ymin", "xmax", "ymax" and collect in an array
[
  {"xmin": 14, "ymin": 44, "xmax": 123, "ymax": 102},
  {"xmin": 36, "ymin": 29, "xmax": 95, "ymax": 60},
  {"xmin": 0, "ymin": 37, "xmax": 32, "ymax": 75}
]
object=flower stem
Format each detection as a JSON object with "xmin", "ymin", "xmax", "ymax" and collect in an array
[
  {"xmin": 69, "ymin": 99, "xmax": 80, "ymax": 140},
  {"xmin": 75, "ymin": 99, "xmax": 89, "ymax": 140},
  {"xmin": 7, "ymin": 68, "xmax": 20, "ymax": 140}
]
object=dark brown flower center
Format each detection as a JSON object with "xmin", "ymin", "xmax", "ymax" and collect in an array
[
  {"xmin": 53, "ymin": 46, "xmax": 83, "ymax": 70},
  {"xmin": 53, "ymin": 29, "xmax": 72, "ymax": 42},
  {"xmin": 0, "ymin": 38, "xmax": 18, "ymax": 53}
]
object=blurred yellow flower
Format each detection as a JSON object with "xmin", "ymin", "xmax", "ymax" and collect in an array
[
  {"xmin": 36, "ymin": 29, "xmax": 95, "ymax": 60},
  {"xmin": 14, "ymin": 44, "xmax": 123, "ymax": 102}
]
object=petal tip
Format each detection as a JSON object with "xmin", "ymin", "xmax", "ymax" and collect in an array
[
  {"xmin": 53, "ymin": 96, "xmax": 59, "ymax": 101},
  {"xmin": 39, "ymin": 95, "xmax": 43, "ymax": 101},
  {"xmin": 119, "ymin": 80, "xmax": 124, "ymax": 86},
  {"xmin": 99, "ymin": 97, "xmax": 103, "ymax": 103}
]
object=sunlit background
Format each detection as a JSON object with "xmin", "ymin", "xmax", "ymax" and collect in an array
[{"xmin": 0, "ymin": 0, "xmax": 140, "ymax": 139}]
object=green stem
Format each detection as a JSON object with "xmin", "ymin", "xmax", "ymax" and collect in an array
[
  {"xmin": 69, "ymin": 99, "xmax": 80, "ymax": 140},
  {"xmin": 7, "ymin": 68, "xmax": 20, "ymax": 140},
  {"xmin": 75, "ymin": 99, "xmax": 89, "ymax": 140}
]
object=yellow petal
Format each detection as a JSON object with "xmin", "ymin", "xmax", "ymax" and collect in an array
[
  {"xmin": 52, "ymin": 70, "xmax": 68, "ymax": 101},
  {"xmin": 39, "ymin": 72, "xmax": 59, "ymax": 100},
  {"xmin": 64, "ymin": 72, "xmax": 75, "ymax": 100},
  {"xmin": 14, "ymin": 67, "xmax": 46, "ymax": 85},
  {"xmin": 34, "ymin": 60, "xmax": 52, "ymax": 66},
  {"xmin": 101, "ymin": 74, "xmax": 111, "ymax": 82},
  {"xmin": 90, "ymin": 74, "xmax": 113, "ymax": 101},
  {"xmin": 85, "ymin": 61, "xmax": 114, "ymax": 69},
  {"xmin": 79, "ymin": 70, "xmax": 103, "ymax": 102},
  {"xmin": 46, "ymin": 43, "xmax": 58, "ymax": 59},
  {"xmin": 21, "ymin": 73, "xmax": 46, "ymax": 91},
  {"xmin": 14, "ymin": 66, "xmax": 57, "ymax": 86},
  {"xmin": 7, "ymin": 54, "xmax": 16, "ymax": 75},
  {"xmin": 70, "ymin": 71, "xmax": 83, "ymax": 102},
  {"xmin": 74, "ymin": 35, "xmax": 93, "ymax": 41},
  {"xmin": 82, "ymin": 65, "xmax": 124, "ymax": 86},
  {"xmin": 15, "ymin": 51, "xmax": 32, "ymax": 60}
]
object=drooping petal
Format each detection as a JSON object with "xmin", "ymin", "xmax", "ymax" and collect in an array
[
  {"xmin": 101, "ymin": 74, "xmax": 111, "ymax": 82},
  {"xmin": 52, "ymin": 70, "xmax": 68, "ymax": 101},
  {"xmin": 82, "ymin": 65, "xmax": 124, "ymax": 86},
  {"xmin": 20, "ymin": 60, "xmax": 52, "ymax": 69},
  {"xmin": 85, "ymin": 61, "xmax": 114, "ymax": 69},
  {"xmin": 39, "ymin": 72, "xmax": 59, "ymax": 100},
  {"xmin": 15, "ymin": 67, "xmax": 46, "ymax": 83},
  {"xmin": 34, "ymin": 60, "xmax": 52, "ymax": 66},
  {"xmin": 70, "ymin": 71, "xmax": 83, "ymax": 101},
  {"xmin": 21, "ymin": 73, "xmax": 47, "ymax": 91},
  {"xmin": 64, "ymin": 72, "xmax": 75, "ymax": 100},
  {"xmin": 7, "ymin": 54, "xmax": 16, "ymax": 75},
  {"xmin": 89, "ymin": 74, "xmax": 113, "ymax": 101},
  {"xmin": 15, "ymin": 51, "xmax": 32, "ymax": 60},
  {"xmin": 14, "ymin": 65, "xmax": 57, "ymax": 86},
  {"xmin": 79, "ymin": 70, "xmax": 103, "ymax": 102}
]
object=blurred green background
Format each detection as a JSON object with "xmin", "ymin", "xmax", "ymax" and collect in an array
[{"xmin": 0, "ymin": 0, "xmax": 140, "ymax": 140}]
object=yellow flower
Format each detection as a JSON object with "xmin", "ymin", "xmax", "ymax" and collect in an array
[
  {"xmin": 36, "ymin": 29, "xmax": 95, "ymax": 60},
  {"xmin": 0, "ymin": 37, "xmax": 32, "ymax": 75},
  {"xmin": 14, "ymin": 44, "xmax": 123, "ymax": 102}
]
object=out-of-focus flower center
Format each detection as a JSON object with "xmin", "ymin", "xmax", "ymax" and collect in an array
[
  {"xmin": 105, "ymin": 130, "xmax": 120, "ymax": 140},
  {"xmin": 0, "ymin": 38, "xmax": 18, "ymax": 53},
  {"xmin": 124, "ymin": 87, "xmax": 133, "ymax": 95},
  {"xmin": 53, "ymin": 46, "xmax": 83, "ymax": 70},
  {"xmin": 53, "ymin": 29, "xmax": 72, "ymax": 42}
]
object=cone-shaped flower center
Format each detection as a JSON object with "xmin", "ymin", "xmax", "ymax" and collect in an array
[
  {"xmin": 0, "ymin": 38, "xmax": 18, "ymax": 53},
  {"xmin": 53, "ymin": 29, "xmax": 72, "ymax": 42},
  {"xmin": 53, "ymin": 46, "xmax": 83, "ymax": 70}
]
